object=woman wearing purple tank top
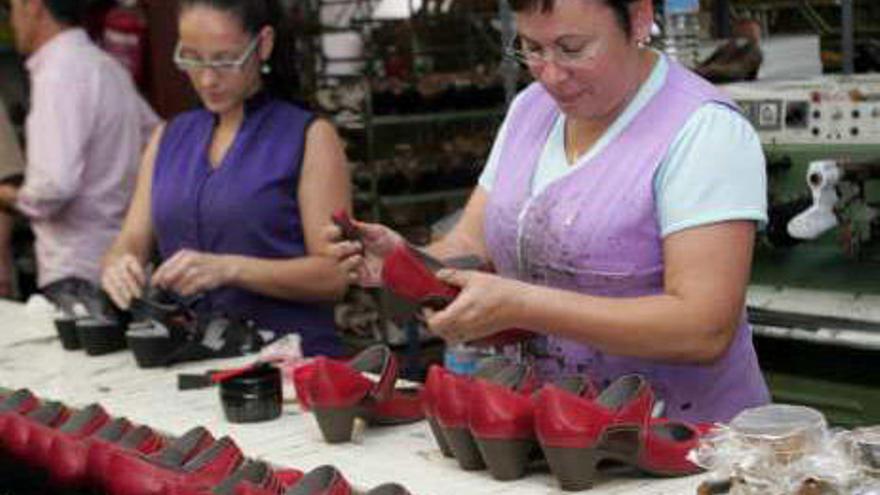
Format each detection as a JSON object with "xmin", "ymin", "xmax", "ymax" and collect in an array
[
  {"xmin": 101, "ymin": 0, "xmax": 351, "ymax": 357},
  {"xmin": 331, "ymin": 0, "xmax": 769, "ymax": 422}
]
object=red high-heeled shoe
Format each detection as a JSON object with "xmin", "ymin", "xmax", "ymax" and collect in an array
[
  {"xmin": 198, "ymin": 460, "xmax": 302, "ymax": 495},
  {"xmin": 25, "ymin": 403, "xmax": 109, "ymax": 472},
  {"xmin": 0, "ymin": 389, "xmax": 39, "ymax": 418},
  {"xmin": 48, "ymin": 416, "xmax": 133, "ymax": 489},
  {"xmin": 105, "ymin": 426, "xmax": 217, "ymax": 495},
  {"xmin": 147, "ymin": 437, "xmax": 252, "ymax": 495},
  {"xmin": 467, "ymin": 363, "xmax": 539, "ymax": 481},
  {"xmin": 381, "ymin": 244, "xmax": 531, "ymax": 347},
  {"xmin": 292, "ymin": 361, "xmax": 317, "ymax": 411},
  {"xmin": 88, "ymin": 424, "xmax": 166, "ymax": 492},
  {"xmin": 0, "ymin": 389, "xmax": 40, "ymax": 445},
  {"xmin": 306, "ymin": 345, "xmax": 423, "ymax": 444},
  {"xmin": 534, "ymin": 374, "xmax": 654, "ymax": 491},
  {"xmin": 1, "ymin": 401, "xmax": 70, "ymax": 464},
  {"xmin": 283, "ymin": 465, "xmax": 351, "ymax": 495},
  {"xmin": 632, "ymin": 419, "xmax": 708, "ymax": 475},
  {"xmin": 432, "ymin": 356, "xmax": 514, "ymax": 471},
  {"xmin": 421, "ymin": 365, "xmax": 453, "ymax": 458}
]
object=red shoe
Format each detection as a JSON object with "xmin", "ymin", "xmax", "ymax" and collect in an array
[
  {"xmin": 381, "ymin": 244, "xmax": 531, "ymax": 347},
  {"xmin": 283, "ymin": 465, "xmax": 351, "ymax": 495},
  {"xmin": 534, "ymin": 374, "xmax": 654, "ymax": 491},
  {"xmin": 634, "ymin": 419, "xmax": 707, "ymax": 475},
  {"xmin": 159, "ymin": 438, "xmax": 258, "ymax": 495},
  {"xmin": 1, "ymin": 401, "xmax": 70, "ymax": 464},
  {"xmin": 49, "ymin": 416, "xmax": 133, "ymax": 489},
  {"xmin": 467, "ymin": 363, "xmax": 539, "ymax": 481},
  {"xmin": 292, "ymin": 361, "xmax": 317, "ymax": 411},
  {"xmin": 89, "ymin": 424, "xmax": 165, "ymax": 492},
  {"xmin": 306, "ymin": 345, "xmax": 423, "ymax": 444},
  {"xmin": 201, "ymin": 460, "xmax": 303, "ymax": 495},
  {"xmin": 421, "ymin": 365, "xmax": 453, "ymax": 458},
  {"xmin": 26, "ymin": 403, "xmax": 109, "ymax": 472},
  {"xmin": 106, "ymin": 426, "xmax": 217, "ymax": 495},
  {"xmin": 0, "ymin": 389, "xmax": 39, "ymax": 441},
  {"xmin": 432, "ymin": 356, "xmax": 515, "ymax": 471}
]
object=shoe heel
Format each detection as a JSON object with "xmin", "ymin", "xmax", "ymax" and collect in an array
[
  {"xmin": 541, "ymin": 446, "xmax": 600, "ymax": 491},
  {"xmin": 474, "ymin": 437, "xmax": 533, "ymax": 481},
  {"xmin": 440, "ymin": 426, "xmax": 484, "ymax": 470},
  {"xmin": 312, "ymin": 406, "xmax": 359, "ymax": 444},
  {"xmin": 427, "ymin": 417, "xmax": 453, "ymax": 458}
]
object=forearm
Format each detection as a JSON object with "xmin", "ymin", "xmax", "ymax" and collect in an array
[
  {"xmin": 226, "ymin": 254, "xmax": 347, "ymax": 302},
  {"xmin": 515, "ymin": 284, "xmax": 741, "ymax": 364},
  {"xmin": 102, "ymin": 236, "xmax": 151, "ymax": 271}
]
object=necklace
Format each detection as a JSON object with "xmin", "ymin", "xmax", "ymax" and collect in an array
[
  {"xmin": 564, "ymin": 120, "xmax": 589, "ymax": 165},
  {"xmin": 563, "ymin": 52, "xmax": 656, "ymax": 166}
]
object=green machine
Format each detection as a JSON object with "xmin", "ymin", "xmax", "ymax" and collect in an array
[{"xmin": 722, "ymin": 75, "xmax": 880, "ymax": 427}]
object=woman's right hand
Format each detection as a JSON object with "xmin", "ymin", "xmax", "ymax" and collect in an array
[
  {"xmin": 101, "ymin": 253, "xmax": 146, "ymax": 309},
  {"xmin": 325, "ymin": 220, "xmax": 403, "ymax": 287}
]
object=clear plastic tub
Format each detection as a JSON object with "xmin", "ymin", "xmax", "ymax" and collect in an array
[{"xmin": 729, "ymin": 404, "xmax": 828, "ymax": 464}]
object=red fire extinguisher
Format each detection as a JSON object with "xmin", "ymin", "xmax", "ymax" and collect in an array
[{"xmin": 102, "ymin": 0, "xmax": 148, "ymax": 87}]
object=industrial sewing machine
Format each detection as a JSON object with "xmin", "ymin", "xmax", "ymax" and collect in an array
[
  {"xmin": 722, "ymin": 74, "xmax": 880, "ymax": 257},
  {"xmin": 720, "ymin": 75, "xmax": 880, "ymax": 428}
]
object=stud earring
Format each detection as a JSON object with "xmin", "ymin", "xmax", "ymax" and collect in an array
[{"xmin": 261, "ymin": 63, "xmax": 272, "ymax": 75}]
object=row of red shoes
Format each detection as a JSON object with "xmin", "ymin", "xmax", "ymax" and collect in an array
[
  {"xmin": 421, "ymin": 359, "xmax": 709, "ymax": 491},
  {"xmin": 0, "ymin": 388, "xmax": 413, "ymax": 494}
]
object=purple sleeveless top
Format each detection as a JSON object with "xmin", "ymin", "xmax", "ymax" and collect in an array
[
  {"xmin": 484, "ymin": 61, "xmax": 769, "ymax": 423},
  {"xmin": 152, "ymin": 93, "xmax": 342, "ymax": 357}
]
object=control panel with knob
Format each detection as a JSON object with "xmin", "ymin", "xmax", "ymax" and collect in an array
[{"xmin": 722, "ymin": 74, "xmax": 880, "ymax": 146}]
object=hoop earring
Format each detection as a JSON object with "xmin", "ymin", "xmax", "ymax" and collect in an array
[{"xmin": 261, "ymin": 63, "xmax": 272, "ymax": 75}]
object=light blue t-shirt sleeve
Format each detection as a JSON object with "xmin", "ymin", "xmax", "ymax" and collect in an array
[
  {"xmin": 654, "ymin": 103, "xmax": 768, "ymax": 237},
  {"xmin": 478, "ymin": 94, "xmax": 522, "ymax": 193}
]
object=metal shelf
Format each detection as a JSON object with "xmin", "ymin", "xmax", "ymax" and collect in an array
[
  {"xmin": 355, "ymin": 188, "xmax": 472, "ymax": 206},
  {"xmin": 337, "ymin": 108, "xmax": 504, "ymax": 130},
  {"xmin": 379, "ymin": 188, "xmax": 472, "ymax": 206}
]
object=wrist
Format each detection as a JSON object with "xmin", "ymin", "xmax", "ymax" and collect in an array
[
  {"xmin": 507, "ymin": 281, "xmax": 540, "ymax": 330},
  {"xmin": 222, "ymin": 255, "xmax": 244, "ymax": 286}
]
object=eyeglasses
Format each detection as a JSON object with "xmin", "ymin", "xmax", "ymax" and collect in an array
[
  {"xmin": 173, "ymin": 36, "xmax": 261, "ymax": 74},
  {"xmin": 505, "ymin": 35, "xmax": 602, "ymax": 68}
]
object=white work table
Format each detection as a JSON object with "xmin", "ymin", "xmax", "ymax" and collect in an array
[{"xmin": 0, "ymin": 300, "xmax": 705, "ymax": 495}]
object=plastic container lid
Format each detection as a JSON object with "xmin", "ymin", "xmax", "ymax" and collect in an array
[{"xmin": 730, "ymin": 404, "xmax": 827, "ymax": 462}]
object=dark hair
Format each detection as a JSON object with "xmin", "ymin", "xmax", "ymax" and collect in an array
[
  {"xmin": 508, "ymin": 0, "xmax": 639, "ymax": 38},
  {"xmin": 44, "ymin": 0, "xmax": 87, "ymax": 26},
  {"xmin": 180, "ymin": 0, "xmax": 301, "ymax": 103}
]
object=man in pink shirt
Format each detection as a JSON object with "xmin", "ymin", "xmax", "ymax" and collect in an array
[{"xmin": 0, "ymin": 0, "xmax": 159, "ymax": 303}]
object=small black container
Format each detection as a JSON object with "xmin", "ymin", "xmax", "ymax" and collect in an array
[
  {"xmin": 76, "ymin": 318, "xmax": 127, "ymax": 356},
  {"xmin": 219, "ymin": 364, "xmax": 282, "ymax": 423},
  {"xmin": 54, "ymin": 317, "xmax": 81, "ymax": 350}
]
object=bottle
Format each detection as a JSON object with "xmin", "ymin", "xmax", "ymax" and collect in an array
[
  {"xmin": 443, "ymin": 343, "xmax": 494, "ymax": 376},
  {"xmin": 664, "ymin": 0, "xmax": 701, "ymax": 68}
]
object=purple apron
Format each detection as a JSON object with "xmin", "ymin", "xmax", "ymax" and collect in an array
[{"xmin": 484, "ymin": 61, "xmax": 769, "ymax": 422}]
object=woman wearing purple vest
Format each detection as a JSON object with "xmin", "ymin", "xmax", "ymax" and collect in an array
[
  {"xmin": 101, "ymin": 0, "xmax": 350, "ymax": 357},
  {"xmin": 332, "ymin": 0, "xmax": 770, "ymax": 422}
]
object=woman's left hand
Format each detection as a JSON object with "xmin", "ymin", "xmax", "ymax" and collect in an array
[
  {"xmin": 152, "ymin": 249, "xmax": 236, "ymax": 296},
  {"xmin": 425, "ymin": 269, "xmax": 527, "ymax": 344}
]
